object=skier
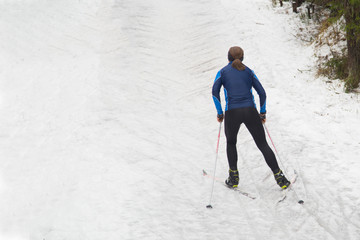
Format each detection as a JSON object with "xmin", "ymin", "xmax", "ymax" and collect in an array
[{"xmin": 212, "ymin": 46, "xmax": 290, "ymax": 189}]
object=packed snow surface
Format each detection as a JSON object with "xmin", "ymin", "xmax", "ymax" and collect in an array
[{"xmin": 0, "ymin": 0, "xmax": 360, "ymax": 239}]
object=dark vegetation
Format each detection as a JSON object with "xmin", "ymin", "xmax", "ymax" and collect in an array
[{"xmin": 275, "ymin": 0, "xmax": 360, "ymax": 92}]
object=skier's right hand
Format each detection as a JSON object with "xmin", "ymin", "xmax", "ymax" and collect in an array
[{"xmin": 217, "ymin": 114, "xmax": 224, "ymax": 123}]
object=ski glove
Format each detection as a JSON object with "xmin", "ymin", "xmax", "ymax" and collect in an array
[
  {"xmin": 217, "ymin": 114, "xmax": 224, "ymax": 123},
  {"xmin": 259, "ymin": 113, "xmax": 266, "ymax": 123}
]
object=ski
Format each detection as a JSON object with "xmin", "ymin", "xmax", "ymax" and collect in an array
[
  {"xmin": 203, "ymin": 170, "xmax": 256, "ymax": 200},
  {"xmin": 277, "ymin": 171, "xmax": 298, "ymax": 203},
  {"xmin": 224, "ymin": 183, "xmax": 257, "ymax": 200}
]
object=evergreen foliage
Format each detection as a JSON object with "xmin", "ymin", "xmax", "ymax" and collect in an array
[{"xmin": 312, "ymin": 0, "xmax": 360, "ymax": 91}]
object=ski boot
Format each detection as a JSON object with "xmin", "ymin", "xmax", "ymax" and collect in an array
[
  {"xmin": 225, "ymin": 169, "xmax": 239, "ymax": 188},
  {"xmin": 274, "ymin": 169, "xmax": 290, "ymax": 189}
]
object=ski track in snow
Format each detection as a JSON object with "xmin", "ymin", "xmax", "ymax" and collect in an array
[{"xmin": 0, "ymin": 0, "xmax": 360, "ymax": 239}]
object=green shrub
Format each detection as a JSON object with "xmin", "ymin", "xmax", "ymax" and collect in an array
[
  {"xmin": 325, "ymin": 54, "xmax": 349, "ymax": 79},
  {"xmin": 344, "ymin": 75, "xmax": 359, "ymax": 92}
]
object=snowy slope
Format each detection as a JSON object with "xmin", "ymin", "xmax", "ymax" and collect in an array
[{"xmin": 0, "ymin": 0, "xmax": 359, "ymax": 239}]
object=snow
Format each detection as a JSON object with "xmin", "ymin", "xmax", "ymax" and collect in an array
[{"xmin": 0, "ymin": 0, "xmax": 359, "ymax": 239}]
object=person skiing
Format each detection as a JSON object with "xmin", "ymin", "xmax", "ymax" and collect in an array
[{"xmin": 212, "ymin": 46, "xmax": 290, "ymax": 189}]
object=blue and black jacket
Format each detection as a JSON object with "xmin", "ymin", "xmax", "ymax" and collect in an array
[{"xmin": 212, "ymin": 62, "xmax": 266, "ymax": 115}]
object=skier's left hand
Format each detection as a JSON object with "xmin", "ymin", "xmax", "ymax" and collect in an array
[{"xmin": 259, "ymin": 113, "xmax": 266, "ymax": 124}]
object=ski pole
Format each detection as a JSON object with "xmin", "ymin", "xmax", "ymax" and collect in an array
[
  {"xmin": 263, "ymin": 123, "xmax": 285, "ymax": 167},
  {"xmin": 206, "ymin": 122, "xmax": 222, "ymax": 209},
  {"xmin": 264, "ymin": 123, "xmax": 304, "ymax": 204}
]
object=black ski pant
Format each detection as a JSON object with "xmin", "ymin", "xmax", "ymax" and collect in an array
[{"xmin": 224, "ymin": 107, "xmax": 279, "ymax": 173}]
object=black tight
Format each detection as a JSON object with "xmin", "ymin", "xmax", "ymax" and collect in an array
[{"xmin": 224, "ymin": 107, "xmax": 279, "ymax": 173}]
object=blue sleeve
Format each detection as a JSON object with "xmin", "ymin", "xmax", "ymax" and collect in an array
[
  {"xmin": 212, "ymin": 70, "xmax": 223, "ymax": 115},
  {"xmin": 252, "ymin": 71, "xmax": 267, "ymax": 114}
]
